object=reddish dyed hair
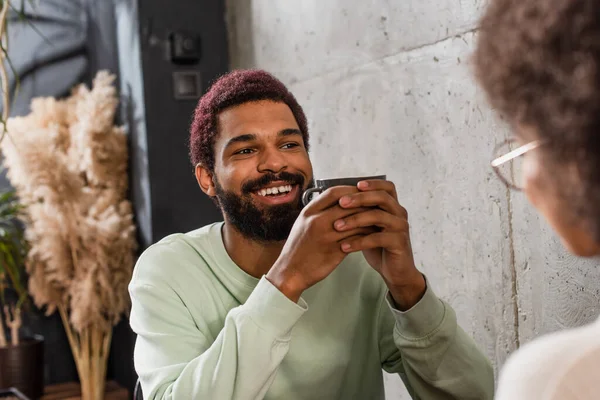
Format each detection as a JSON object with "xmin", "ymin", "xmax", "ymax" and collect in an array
[{"xmin": 189, "ymin": 69, "xmax": 309, "ymax": 171}]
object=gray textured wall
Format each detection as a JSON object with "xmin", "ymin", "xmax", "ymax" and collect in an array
[{"xmin": 226, "ymin": 1, "xmax": 600, "ymax": 398}]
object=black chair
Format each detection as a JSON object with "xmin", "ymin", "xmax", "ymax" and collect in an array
[{"xmin": 133, "ymin": 379, "xmax": 143, "ymax": 400}]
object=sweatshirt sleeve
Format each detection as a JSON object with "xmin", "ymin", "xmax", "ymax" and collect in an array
[
  {"xmin": 129, "ymin": 249, "xmax": 307, "ymax": 400},
  {"xmin": 378, "ymin": 277, "xmax": 494, "ymax": 400}
]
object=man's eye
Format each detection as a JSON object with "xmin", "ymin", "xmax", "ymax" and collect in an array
[
  {"xmin": 281, "ymin": 142, "xmax": 300, "ymax": 149},
  {"xmin": 234, "ymin": 148, "xmax": 254, "ymax": 155}
]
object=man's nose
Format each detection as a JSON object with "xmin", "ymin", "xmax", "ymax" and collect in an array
[{"xmin": 257, "ymin": 146, "xmax": 287, "ymax": 173}]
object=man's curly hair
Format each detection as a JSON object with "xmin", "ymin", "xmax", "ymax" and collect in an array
[
  {"xmin": 473, "ymin": 0, "xmax": 600, "ymax": 239},
  {"xmin": 189, "ymin": 69, "xmax": 309, "ymax": 172}
]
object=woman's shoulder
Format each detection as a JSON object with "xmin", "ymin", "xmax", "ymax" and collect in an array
[{"xmin": 496, "ymin": 318, "xmax": 600, "ymax": 399}]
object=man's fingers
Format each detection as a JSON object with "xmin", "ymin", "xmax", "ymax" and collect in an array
[
  {"xmin": 333, "ymin": 227, "xmax": 379, "ymax": 244},
  {"xmin": 339, "ymin": 190, "xmax": 406, "ymax": 217},
  {"xmin": 356, "ymin": 179, "xmax": 398, "ymax": 200},
  {"xmin": 340, "ymin": 232, "xmax": 395, "ymax": 253},
  {"xmin": 333, "ymin": 209, "xmax": 407, "ymax": 232},
  {"xmin": 304, "ymin": 186, "xmax": 359, "ymax": 213}
]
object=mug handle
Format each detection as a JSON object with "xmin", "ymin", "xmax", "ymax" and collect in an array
[{"xmin": 302, "ymin": 187, "xmax": 323, "ymax": 206}]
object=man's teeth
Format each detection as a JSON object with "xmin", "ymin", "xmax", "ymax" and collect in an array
[{"xmin": 258, "ymin": 185, "xmax": 293, "ymax": 196}]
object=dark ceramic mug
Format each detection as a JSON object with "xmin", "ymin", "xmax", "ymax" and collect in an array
[{"xmin": 302, "ymin": 175, "xmax": 386, "ymax": 206}]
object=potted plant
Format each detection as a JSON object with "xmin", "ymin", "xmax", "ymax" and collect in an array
[
  {"xmin": 1, "ymin": 71, "xmax": 137, "ymax": 400},
  {"xmin": 0, "ymin": 190, "xmax": 43, "ymax": 400}
]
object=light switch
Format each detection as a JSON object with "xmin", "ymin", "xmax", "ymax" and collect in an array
[{"xmin": 173, "ymin": 71, "xmax": 201, "ymax": 100}]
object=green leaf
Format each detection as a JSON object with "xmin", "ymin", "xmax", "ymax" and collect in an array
[{"xmin": 0, "ymin": 190, "xmax": 28, "ymax": 307}]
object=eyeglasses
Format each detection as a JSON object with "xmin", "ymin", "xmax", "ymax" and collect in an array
[{"xmin": 491, "ymin": 138, "xmax": 544, "ymax": 191}]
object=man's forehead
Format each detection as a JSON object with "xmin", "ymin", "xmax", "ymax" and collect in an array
[{"xmin": 216, "ymin": 101, "xmax": 299, "ymax": 141}]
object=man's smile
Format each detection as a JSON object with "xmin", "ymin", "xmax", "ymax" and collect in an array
[{"xmin": 251, "ymin": 182, "xmax": 300, "ymax": 205}]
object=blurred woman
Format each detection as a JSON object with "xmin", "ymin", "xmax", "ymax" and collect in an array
[{"xmin": 473, "ymin": 0, "xmax": 600, "ymax": 398}]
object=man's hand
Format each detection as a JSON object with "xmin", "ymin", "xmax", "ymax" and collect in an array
[
  {"xmin": 266, "ymin": 186, "xmax": 376, "ymax": 302},
  {"xmin": 333, "ymin": 179, "xmax": 426, "ymax": 310}
]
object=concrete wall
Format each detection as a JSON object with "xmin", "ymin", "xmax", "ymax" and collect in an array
[{"xmin": 226, "ymin": 1, "xmax": 600, "ymax": 398}]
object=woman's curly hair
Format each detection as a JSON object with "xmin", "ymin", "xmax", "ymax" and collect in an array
[{"xmin": 474, "ymin": 0, "xmax": 600, "ymax": 239}]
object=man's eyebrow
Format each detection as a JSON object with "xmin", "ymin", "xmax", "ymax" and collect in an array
[
  {"xmin": 279, "ymin": 128, "xmax": 303, "ymax": 137},
  {"xmin": 224, "ymin": 133, "xmax": 257, "ymax": 150}
]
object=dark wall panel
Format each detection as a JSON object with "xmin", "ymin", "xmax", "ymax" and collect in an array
[{"xmin": 137, "ymin": 0, "xmax": 227, "ymax": 243}]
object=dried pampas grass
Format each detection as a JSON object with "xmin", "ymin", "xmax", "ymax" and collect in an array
[{"xmin": 1, "ymin": 71, "xmax": 137, "ymax": 399}]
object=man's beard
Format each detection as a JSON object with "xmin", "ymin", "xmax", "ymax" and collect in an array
[{"xmin": 214, "ymin": 171, "xmax": 312, "ymax": 242}]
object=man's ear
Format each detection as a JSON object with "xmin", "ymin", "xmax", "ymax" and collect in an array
[{"xmin": 195, "ymin": 164, "xmax": 217, "ymax": 197}]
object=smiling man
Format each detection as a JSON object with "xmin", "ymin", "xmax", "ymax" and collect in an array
[{"xmin": 129, "ymin": 70, "xmax": 494, "ymax": 399}]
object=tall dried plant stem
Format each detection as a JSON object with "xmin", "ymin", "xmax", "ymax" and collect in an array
[
  {"xmin": 0, "ymin": 0, "xmax": 11, "ymax": 141},
  {"xmin": 4, "ymin": 304, "xmax": 20, "ymax": 345},
  {"xmin": 0, "ymin": 279, "xmax": 7, "ymax": 346},
  {"xmin": 58, "ymin": 221, "xmax": 113, "ymax": 399},
  {"xmin": 0, "ymin": 273, "xmax": 5, "ymax": 347},
  {"xmin": 60, "ymin": 227, "xmax": 110, "ymax": 400},
  {"xmin": 0, "ymin": 320, "xmax": 6, "ymax": 347},
  {"xmin": 59, "ymin": 306, "xmax": 112, "ymax": 400}
]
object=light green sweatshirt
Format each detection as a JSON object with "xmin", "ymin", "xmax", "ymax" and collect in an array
[{"xmin": 129, "ymin": 222, "xmax": 494, "ymax": 399}]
